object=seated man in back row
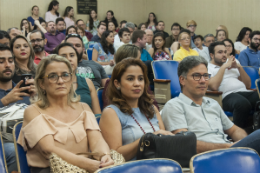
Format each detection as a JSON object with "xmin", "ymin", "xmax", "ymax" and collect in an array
[{"xmin": 161, "ymin": 56, "xmax": 260, "ymax": 154}]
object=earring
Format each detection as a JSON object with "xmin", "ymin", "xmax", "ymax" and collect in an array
[{"xmin": 117, "ymin": 87, "xmax": 121, "ymax": 90}]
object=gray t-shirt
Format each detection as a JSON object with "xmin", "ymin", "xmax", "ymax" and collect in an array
[
  {"xmin": 77, "ymin": 60, "xmax": 108, "ymax": 89},
  {"xmin": 161, "ymin": 93, "xmax": 234, "ymax": 144}
]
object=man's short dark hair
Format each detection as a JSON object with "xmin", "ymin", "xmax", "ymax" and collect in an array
[
  {"xmin": 0, "ymin": 30, "xmax": 11, "ymax": 42},
  {"xmin": 97, "ymin": 23, "xmax": 106, "ymax": 29},
  {"xmin": 0, "ymin": 44, "xmax": 13, "ymax": 55},
  {"xmin": 249, "ymin": 31, "xmax": 260, "ymax": 40},
  {"xmin": 156, "ymin": 21, "xmax": 164, "ymax": 26},
  {"xmin": 120, "ymin": 20, "xmax": 127, "ymax": 26},
  {"xmin": 75, "ymin": 19, "xmax": 84, "ymax": 25},
  {"xmin": 118, "ymin": 28, "xmax": 130, "ymax": 38},
  {"xmin": 171, "ymin": 23, "xmax": 181, "ymax": 30},
  {"xmin": 208, "ymin": 41, "xmax": 225, "ymax": 55},
  {"xmin": 7, "ymin": 27, "xmax": 18, "ymax": 34},
  {"xmin": 55, "ymin": 17, "xmax": 65, "ymax": 25},
  {"xmin": 30, "ymin": 30, "xmax": 45, "ymax": 39},
  {"xmin": 194, "ymin": 35, "xmax": 204, "ymax": 41},
  {"xmin": 132, "ymin": 30, "xmax": 146, "ymax": 43}
]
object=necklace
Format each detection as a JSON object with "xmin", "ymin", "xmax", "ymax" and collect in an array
[{"xmin": 131, "ymin": 114, "xmax": 156, "ymax": 134}]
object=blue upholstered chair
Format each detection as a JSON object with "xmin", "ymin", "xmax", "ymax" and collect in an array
[
  {"xmin": 243, "ymin": 66, "xmax": 259, "ymax": 89},
  {"xmin": 13, "ymin": 122, "xmax": 30, "ymax": 173},
  {"xmin": 0, "ymin": 132, "xmax": 8, "ymax": 173},
  {"xmin": 96, "ymin": 159, "xmax": 183, "ymax": 173},
  {"xmin": 190, "ymin": 147, "xmax": 260, "ymax": 173},
  {"xmin": 87, "ymin": 48, "xmax": 93, "ymax": 60},
  {"xmin": 97, "ymin": 87, "xmax": 104, "ymax": 111},
  {"xmin": 96, "ymin": 116, "xmax": 101, "ymax": 124}
]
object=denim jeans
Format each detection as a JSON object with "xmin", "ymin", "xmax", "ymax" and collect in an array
[
  {"xmin": 231, "ymin": 129, "xmax": 260, "ymax": 153},
  {"xmin": 3, "ymin": 142, "xmax": 17, "ymax": 173}
]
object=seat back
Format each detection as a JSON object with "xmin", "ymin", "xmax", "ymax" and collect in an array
[
  {"xmin": 256, "ymin": 78, "xmax": 260, "ymax": 99},
  {"xmin": 97, "ymin": 87, "xmax": 104, "ymax": 111},
  {"xmin": 87, "ymin": 48, "xmax": 93, "ymax": 60},
  {"xmin": 152, "ymin": 60, "xmax": 181, "ymax": 98},
  {"xmin": 97, "ymin": 159, "xmax": 183, "ymax": 173},
  {"xmin": 243, "ymin": 66, "xmax": 259, "ymax": 89},
  {"xmin": 190, "ymin": 147, "xmax": 260, "ymax": 173},
  {"xmin": 0, "ymin": 132, "xmax": 7, "ymax": 173},
  {"xmin": 13, "ymin": 122, "xmax": 30, "ymax": 173},
  {"xmin": 96, "ymin": 116, "xmax": 101, "ymax": 124}
]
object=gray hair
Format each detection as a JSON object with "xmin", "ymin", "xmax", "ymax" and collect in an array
[
  {"xmin": 178, "ymin": 56, "xmax": 208, "ymax": 78},
  {"xmin": 125, "ymin": 22, "xmax": 135, "ymax": 30},
  {"xmin": 7, "ymin": 27, "xmax": 19, "ymax": 34},
  {"xmin": 204, "ymin": 34, "xmax": 214, "ymax": 41}
]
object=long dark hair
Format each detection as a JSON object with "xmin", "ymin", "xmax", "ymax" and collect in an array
[
  {"xmin": 100, "ymin": 31, "xmax": 115, "ymax": 55},
  {"xmin": 48, "ymin": 0, "xmax": 59, "ymax": 17},
  {"xmin": 20, "ymin": 19, "xmax": 32, "ymax": 32},
  {"xmin": 33, "ymin": 18, "xmax": 46, "ymax": 30},
  {"xmin": 152, "ymin": 32, "xmax": 166, "ymax": 57},
  {"xmin": 63, "ymin": 6, "xmax": 74, "ymax": 19},
  {"xmin": 236, "ymin": 27, "xmax": 252, "ymax": 42},
  {"xmin": 107, "ymin": 58, "xmax": 154, "ymax": 118},
  {"xmin": 89, "ymin": 9, "xmax": 97, "ymax": 30},
  {"xmin": 223, "ymin": 39, "xmax": 236, "ymax": 56},
  {"xmin": 104, "ymin": 10, "xmax": 118, "ymax": 28},
  {"xmin": 66, "ymin": 26, "xmax": 77, "ymax": 35},
  {"xmin": 145, "ymin": 12, "xmax": 157, "ymax": 26}
]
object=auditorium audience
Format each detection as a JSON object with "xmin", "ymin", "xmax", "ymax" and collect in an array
[
  {"xmin": 100, "ymin": 58, "xmax": 172, "ymax": 161},
  {"xmin": 104, "ymin": 10, "xmax": 119, "ymax": 30},
  {"xmin": 145, "ymin": 29, "xmax": 153, "ymax": 51},
  {"xmin": 30, "ymin": 30, "xmax": 48, "ymax": 65},
  {"xmin": 66, "ymin": 26, "xmax": 77, "ymax": 35},
  {"xmin": 216, "ymin": 29, "xmax": 226, "ymax": 42},
  {"xmin": 119, "ymin": 20, "xmax": 127, "ymax": 29},
  {"xmin": 27, "ymin": 5, "xmax": 43, "ymax": 27},
  {"xmin": 235, "ymin": 27, "xmax": 252, "ymax": 53},
  {"xmin": 55, "ymin": 18, "xmax": 66, "ymax": 35},
  {"xmin": 173, "ymin": 29, "xmax": 198, "ymax": 61},
  {"xmin": 92, "ymin": 31, "xmax": 115, "ymax": 75},
  {"xmin": 208, "ymin": 42, "xmax": 257, "ymax": 128},
  {"xmin": 203, "ymin": 34, "xmax": 215, "ymax": 47},
  {"xmin": 75, "ymin": 19, "xmax": 93, "ymax": 41},
  {"xmin": 7, "ymin": 28, "xmax": 22, "ymax": 40},
  {"xmin": 238, "ymin": 31, "xmax": 260, "ymax": 70},
  {"xmin": 193, "ymin": 35, "xmax": 210, "ymax": 62},
  {"xmin": 20, "ymin": 19, "xmax": 32, "ymax": 37},
  {"xmin": 54, "ymin": 43, "xmax": 101, "ymax": 115},
  {"xmin": 132, "ymin": 30, "xmax": 153, "ymax": 62},
  {"xmin": 223, "ymin": 39, "xmax": 236, "ymax": 57},
  {"xmin": 161, "ymin": 55, "xmax": 260, "ymax": 154},
  {"xmin": 45, "ymin": 0, "xmax": 60, "ymax": 22},
  {"xmin": 114, "ymin": 22, "xmax": 135, "ymax": 48},
  {"xmin": 153, "ymin": 21, "xmax": 169, "ymax": 38},
  {"xmin": 114, "ymin": 28, "xmax": 131, "ymax": 51},
  {"xmin": 63, "ymin": 6, "xmax": 75, "ymax": 28},
  {"xmin": 44, "ymin": 21, "xmax": 65, "ymax": 53},
  {"xmin": 0, "ymin": 30, "xmax": 11, "ymax": 47},
  {"xmin": 186, "ymin": 20, "xmax": 197, "ymax": 48},
  {"xmin": 77, "ymin": 26, "xmax": 89, "ymax": 50},
  {"xmin": 18, "ymin": 54, "xmax": 114, "ymax": 173},
  {"xmin": 87, "ymin": 9, "xmax": 100, "ymax": 36},
  {"xmin": 145, "ymin": 12, "xmax": 157, "ymax": 31},
  {"xmin": 65, "ymin": 34, "xmax": 109, "ymax": 89},
  {"xmin": 148, "ymin": 32, "xmax": 171, "ymax": 60},
  {"xmin": 10, "ymin": 35, "xmax": 36, "ymax": 84},
  {"xmin": 108, "ymin": 21, "xmax": 118, "ymax": 36},
  {"xmin": 138, "ymin": 23, "xmax": 146, "ymax": 31},
  {"xmin": 91, "ymin": 23, "xmax": 107, "ymax": 43},
  {"xmin": 217, "ymin": 25, "xmax": 229, "ymax": 39},
  {"xmin": 165, "ymin": 22, "xmax": 181, "ymax": 48}
]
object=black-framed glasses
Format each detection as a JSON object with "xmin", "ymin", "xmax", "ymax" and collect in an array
[
  {"xmin": 191, "ymin": 73, "xmax": 211, "ymax": 81},
  {"xmin": 66, "ymin": 33, "xmax": 82, "ymax": 40},
  {"xmin": 30, "ymin": 39, "xmax": 43, "ymax": 44},
  {"xmin": 42, "ymin": 72, "xmax": 72, "ymax": 83},
  {"xmin": 188, "ymin": 25, "xmax": 197, "ymax": 28},
  {"xmin": 253, "ymin": 38, "xmax": 260, "ymax": 42}
]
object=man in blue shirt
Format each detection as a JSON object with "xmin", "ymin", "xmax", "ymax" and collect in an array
[
  {"xmin": 56, "ymin": 18, "xmax": 66, "ymax": 35},
  {"xmin": 238, "ymin": 31, "xmax": 260, "ymax": 70},
  {"xmin": 132, "ymin": 30, "xmax": 153, "ymax": 62}
]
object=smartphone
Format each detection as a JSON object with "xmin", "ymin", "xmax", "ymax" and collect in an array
[{"xmin": 20, "ymin": 74, "xmax": 32, "ymax": 94}]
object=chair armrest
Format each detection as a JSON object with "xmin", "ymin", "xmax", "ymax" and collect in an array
[
  {"xmin": 247, "ymin": 88, "xmax": 257, "ymax": 91},
  {"xmin": 153, "ymin": 79, "xmax": 171, "ymax": 83},
  {"xmin": 206, "ymin": 90, "xmax": 223, "ymax": 95},
  {"xmin": 206, "ymin": 90, "xmax": 223, "ymax": 107}
]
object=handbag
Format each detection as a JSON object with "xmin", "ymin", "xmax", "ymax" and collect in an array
[
  {"xmin": 136, "ymin": 131, "xmax": 197, "ymax": 167},
  {"xmin": 49, "ymin": 150, "xmax": 125, "ymax": 173}
]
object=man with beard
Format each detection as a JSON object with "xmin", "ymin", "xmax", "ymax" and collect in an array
[
  {"xmin": 0, "ymin": 44, "xmax": 31, "ymax": 172},
  {"xmin": 30, "ymin": 30, "xmax": 48, "ymax": 64},
  {"xmin": 44, "ymin": 21, "xmax": 66, "ymax": 53},
  {"xmin": 208, "ymin": 42, "xmax": 258, "ymax": 129},
  {"xmin": 238, "ymin": 31, "xmax": 260, "ymax": 70}
]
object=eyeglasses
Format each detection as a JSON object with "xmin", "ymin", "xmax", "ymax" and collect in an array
[
  {"xmin": 172, "ymin": 28, "xmax": 180, "ymax": 31},
  {"xmin": 225, "ymin": 45, "xmax": 232, "ymax": 48},
  {"xmin": 188, "ymin": 25, "xmax": 197, "ymax": 28},
  {"xmin": 180, "ymin": 37, "xmax": 190, "ymax": 40},
  {"xmin": 30, "ymin": 39, "xmax": 43, "ymax": 44},
  {"xmin": 42, "ymin": 72, "xmax": 72, "ymax": 83},
  {"xmin": 253, "ymin": 38, "xmax": 260, "ymax": 42},
  {"xmin": 191, "ymin": 73, "xmax": 211, "ymax": 81},
  {"xmin": 66, "ymin": 33, "xmax": 82, "ymax": 40}
]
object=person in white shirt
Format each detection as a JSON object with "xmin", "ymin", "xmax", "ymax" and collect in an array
[
  {"xmin": 208, "ymin": 41, "xmax": 258, "ymax": 129},
  {"xmin": 193, "ymin": 35, "xmax": 210, "ymax": 62},
  {"xmin": 234, "ymin": 27, "xmax": 252, "ymax": 53},
  {"xmin": 145, "ymin": 29, "xmax": 153, "ymax": 51},
  {"xmin": 45, "ymin": 0, "xmax": 60, "ymax": 22},
  {"xmin": 114, "ymin": 22, "xmax": 134, "ymax": 49},
  {"xmin": 114, "ymin": 28, "xmax": 130, "ymax": 52}
]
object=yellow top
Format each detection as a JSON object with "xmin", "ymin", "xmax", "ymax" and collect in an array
[{"xmin": 173, "ymin": 46, "xmax": 199, "ymax": 61}]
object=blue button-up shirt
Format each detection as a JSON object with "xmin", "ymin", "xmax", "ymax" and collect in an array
[
  {"xmin": 238, "ymin": 47, "xmax": 260, "ymax": 70},
  {"xmin": 140, "ymin": 48, "xmax": 153, "ymax": 62},
  {"xmin": 0, "ymin": 81, "xmax": 30, "ymax": 107}
]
